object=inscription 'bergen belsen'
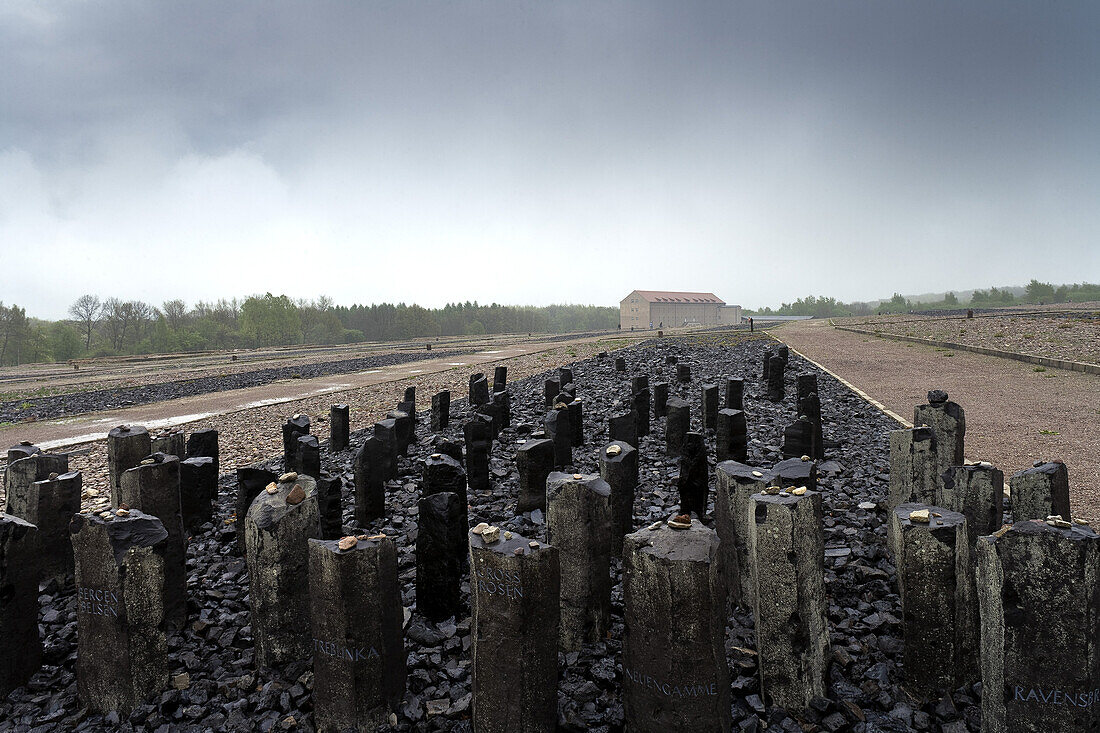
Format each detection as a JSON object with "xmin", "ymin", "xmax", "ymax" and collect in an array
[{"xmin": 77, "ymin": 588, "xmax": 120, "ymax": 617}]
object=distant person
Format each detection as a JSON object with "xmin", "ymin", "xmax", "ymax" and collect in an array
[{"xmin": 749, "ymin": 317, "xmax": 754, "ymax": 332}]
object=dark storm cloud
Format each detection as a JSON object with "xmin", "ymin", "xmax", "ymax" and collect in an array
[{"xmin": 1, "ymin": 1, "xmax": 1098, "ymax": 317}]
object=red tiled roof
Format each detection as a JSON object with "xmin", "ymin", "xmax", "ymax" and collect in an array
[{"xmin": 632, "ymin": 290, "xmax": 725, "ymax": 305}]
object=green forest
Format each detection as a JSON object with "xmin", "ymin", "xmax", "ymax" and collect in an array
[{"xmin": 0, "ymin": 294, "xmax": 618, "ymax": 366}]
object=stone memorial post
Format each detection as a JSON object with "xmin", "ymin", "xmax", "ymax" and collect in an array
[
  {"xmin": 0, "ymin": 514, "xmax": 41, "ymax": 698},
  {"xmin": 329, "ymin": 404, "xmax": 350, "ymax": 452},
  {"xmin": 701, "ymin": 383, "xmax": 719, "ymax": 433},
  {"xmin": 631, "ymin": 375, "xmax": 651, "ymax": 438},
  {"xmin": 469, "ymin": 373, "xmax": 490, "ymax": 405},
  {"xmin": 762, "ymin": 350, "xmax": 774, "ymax": 379},
  {"xmin": 282, "ymin": 415, "xmax": 310, "ymax": 472},
  {"xmin": 464, "ymin": 415, "xmax": 493, "ymax": 493},
  {"xmin": 493, "ymin": 365, "xmax": 508, "ymax": 393},
  {"xmin": 6, "ymin": 441, "xmax": 39, "ymax": 463},
  {"xmin": 246, "ymin": 472, "xmax": 321, "ymax": 668},
  {"xmin": 3, "ymin": 450, "xmax": 69, "ymax": 516},
  {"xmin": 544, "ymin": 378, "xmax": 560, "ymax": 407},
  {"xmin": 547, "ymin": 472, "xmax": 613, "ymax": 650},
  {"xmin": 714, "ymin": 461, "xmax": 768, "ymax": 610},
  {"xmin": 374, "ymin": 419, "xmax": 399, "ymax": 480},
  {"xmin": 151, "ymin": 429, "xmax": 185, "ymax": 460},
  {"xmin": 716, "ymin": 408, "xmax": 748, "ymax": 463},
  {"xmin": 567, "ymin": 398, "xmax": 585, "ymax": 447},
  {"xmin": 388, "ymin": 409, "xmax": 412, "ymax": 456},
  {"xmin": 309, "ymin": 534, "xmax": 406, "ymax": 732},
  {"xmin": 107, "ymin": 424, "xmax": 150, "ymax": 508},
  {"xmin": 179, "ymin": 456, "xmax": 216, "ymax": 530},
  {"xmin": 354, "ymin": 436, "xmax": 386, "ymax": 525},
  {"xmin": 317, "ymin": 475, "xmax": 344, "ymax": 540},
  {"xmin": 914, "ymin": 390, "xmax": 965, "ymax": 492},
  {"xmin": 417, "ymin": 491, "xmax": 465, "ymax": 621},
  {"xmin": 750, "ymin": 488, "xmax": 828, "ymax": 712},
  {"xmin": 185, "ymin": 428, "xmax": 219, "ymax": 477},
  {"xmin": 423, "ymin": 452, "xmax": 468, "ymax": 526},
  {"xmin": 71, "ymin": 510, "xmax": 168, "ymax": 714},
  {"xmin": 404, "ymin": 385, "xmax": 416, "ymax": 409},
  {"xmin": 431, "ymin": 390, "xmax": 450, "ymax": 431},
  {"xmin": 545, "ymin": 405, "xmax": 572, "ymax": 469},
  {"xmin": 23, "ymin": 470, "xmax": 81, "ymax": 581},
  {"xmin": 770, "ymin": 456, "xmax": 818, "ymax": 491},
  {"xmin": 598, "ymin": 441, "xmax": 638, "ymax": 558},
  {"xmin": 676, "ymin": 363, "xmax": 691, "ymax": 383},
  {"xmin": 888, "ymin": 427, "xmax": 937, "ymax": 510},
  {"xmin": 775, "ymin": 344, "xmax": 789, "ymax": 364},
  {"xmin": 235, "ymin": 467, "xmax": 277, "ymax": 555},
  {"xmin": 664, "ymin": 397, "xmax": 690, "ymax": 457},
  {"xmin": 436, "ymin": 439, "xmax": 464, "ymax": 466},
  {"xmin": 494, "ymin": 389, "xmax": 511, "ymax": 430},
  {"xmin": 653, "ymin": 381, "xmax": 669, "ymax": 418},
  {"xmin": 1010, "ymin": 461, "xmax": 1071, "ymax": 522},
  {"xmin": 559, "ymin": 366, "xmax": 574, "ymax": 388},
  {"xmin": 940, "ymin": 463, "xmax": 1005, "ymax": 547},
  {"xmin": 516, "ymin": 438, "xmax": 555, "ymax": 513},
  {"xmin": 608, "ymin": 409, "xmax": 638, "ymax": 449},
  {"xmin": 297, "ymin": 434, "xmax": 322, "ymax": 479},
  {"xmin": 614, "ymin": 356, "xmax": 626, "ymax": 372},
  {"xmin": 622, "ymin": 518, "xmax": 730, "ymax": 733},
  {"xmin": 677, "ymin": 432, "xmax": 709, "ymax": 517},
  {"xmin": 469, "ymin": 526, "xmax": 559, "ymax": 733},
  {"xmin": 975, "ymin": 519, "xmax": 1100, "ymax": 732},
  {"xmin": 889, "ymin": 503, "xmax": 975, "ymax": 696},
  {"xmin": 725, "ymin": 377, "xmax": 744, "ymax": 410},
  {"xmin": 119, "ymin": 453, "xmax": 187, "ymax": 630},
  {"xmin": 766, "ymin": 355, "xmax": 785, "ymax": 402}
]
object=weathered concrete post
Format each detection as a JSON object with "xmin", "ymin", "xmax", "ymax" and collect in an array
[
  {"xmin": 282, "ymin": 415, "xmax": 310, "ymax": 472},
  {"xmin": 608, "ymin": 409, "xmax": 639, "ymax": 449},
  {"xmin": 599, "ymin": 441, "xmax": 638, "ymax": 558},
  {"xmin": 469, "ymin": 526, "xmax": 559, "ymax": 733},
  {"xmin": 246, "ymin": 472, "xmax": 321, "ymax": 668},
  {"xmin": 567, "ymin": 398, "xmax": 585, "ymax": 447},
  {"xmin": 1010, "ymin": 461, "xmax": 1071, "ymax": 522},
  {"xmin": 888, "ymin": 504, "xmax": 975, "ymax": 696},
  {"xmin": 714, "ymin": 461, "xmax": 768, "ymax": 610},
  {"xmin": 750, "ymin": 487, "xmax": 829, "ymax": 712},
  {"xmin": 888, "ymin": 426, "xmax": 937, "ymax": 510},
  {"xmin": 354, "ymin": 436, "xmax": 386, "ymax": 524},
  {"xmin": 329, "ymin": 404, "xmax": 350, "ymax": 452},
  {"xmin": 516, "ymin": 438, "xmax": 555, "ymax": 513},
  {"xmin": 725, "ymin": 377, "xmax": 744, "ymax": 410},
  {"xmin": 545, "ymin": 405, "xmax": 572, "ymax": 469},
  {"xmin": 431, "ymin": 390, "xmax": 450, "ymax": 431},
  {"xmin": 664, "ymin": 397, "xmax": 690, "ymax": 457},
  {"xmin": 71, "ymin": 510, "xmax": 168, "ymax": 714},
  {"xmin": 373, "ymin": 419, "xmax": 399, "ymax": 481},
  {"xmin": 544, "ymin": 378, "xmax": 560, "ymax": 407},
  {"xmin": 150, "ymin": 429, "xmax": 185, "ymax": 460},
  {"xmin": 179, "ymin": 456, "xmax": 216, "ymax": 530},
  {"xmin": 23, "ymin": 471, "xmax": 81, "ymax": 581},
  {"xmin": 547, "ymin": 472, "xmax": 613, "ymax": 650},
  {"xmin": 185, "ymin": 428, "xmax": 219, "ymax": 477},
  {"xmin": 676, "ymin": 363, "xmax": 691, "ymax": 383},
  {"xmin": 678, "ymin": 432, "xmax": 709, "ymax": 517},
  {"xmin": 766, "ymin": 355, "xmax": 785, "ymax": 402},
  {"xmin": 119, "ymin": 454, "xmax": 186, "ymax": 632},
  {"xmin": 653, "ymin": 381, "xmax": 670, "ymax": 418},
  {"xmin": 297, "ymin": 434, "xmax": 322, "ymax": 479},
  {"xmin": 308, "ymin": 534, "xmax": 406, "ymax": 732},
  {"xmin": 234, "ymin": 467, "xmax": 277, "ymax": 555},
  {"xmin": 716, "ymin": 408, "xmax": 748, "ymax": 463},
  {"xmin": 0, "ymin": 514, "xmax": 41, "ymax": 698},
  {"xmin": 469, "ymin": 373, "xmax": 490, "ymax": 406},
  {"xmin": 464, "ymin": 415, "xmax": 493, "ymax": 493},
  {"xmin": 940, "ymin": 463, "xmax": 1005, "ymax": 547},
  {"xmin": 702, "ymin": 383, "xmax": 719, "ymax": 433},
  {"xmin": 914, "ymin": 390, "xmax": 965, "ymax": 490},
  {"xmin": 107, "ymin": 424, "xmax": 151, "ymax": 508},
  {"xmin": 622, "ymin": 518, "xmax": 730, "ymax": 733},
  {"xmin": 975, "ymin": 519, "xmax": 1100, "ymax": 732},
  {"xmin": 631, "ymin": 375, "xmax": 651, "ymax": 438},
  {"xmin": 417, "ymin": 491, "xmax": 465, "ymax": 622}
]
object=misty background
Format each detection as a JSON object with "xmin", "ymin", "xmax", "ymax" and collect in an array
[{"xmin": 2, "ymin": 1, "xmax": 1099, "ymax": 320}]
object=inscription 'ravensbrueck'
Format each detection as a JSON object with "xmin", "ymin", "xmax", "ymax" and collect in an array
[
  {"xmin": 624, "ymin": 667, "xmax": 718, "ymax": 697},
  {"xmin": 76, "ymin": 587, "xmax": 120, "ymax": 618},
  {"xmin": 313, "ymin": 638, "xmax": 380, "ymax": 662},
  {"xmin": 1011, "ymin": 685, "xmax": 1100, "ymax": 708},
  {"xmin": 475, "ymin": 564, "xmax": 523, "ymax": 599}
]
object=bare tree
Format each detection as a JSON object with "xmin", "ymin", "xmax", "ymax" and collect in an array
[
  {"xmin": 69, "ymin": 294, "xmax": 102, "ymax": 349},
  {"xmin": 101, "ymin": 298, "xmax": 132, "ymax": 350}
]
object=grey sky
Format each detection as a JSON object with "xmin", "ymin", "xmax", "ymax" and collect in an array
[{"xmin": 2, "ymin": 1, "xmax": 1098, "ymax": 319}]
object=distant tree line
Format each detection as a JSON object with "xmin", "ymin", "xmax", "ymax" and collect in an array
[{"xmin": 0, "ymin": 294, "xmax": 617, "ymax": 366}]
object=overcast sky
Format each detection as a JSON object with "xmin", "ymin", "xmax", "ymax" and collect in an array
[{"xmin": 2, "ymin": 1, "xmax": 1098, "ymax": 319}]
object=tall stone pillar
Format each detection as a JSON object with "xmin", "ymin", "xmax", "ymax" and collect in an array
[
  {"xmin": 119, "ymin": 453, "xmax": 187, "ymax": 630},
  {"xmin": 516, "ymin": 438, "xmax": 555, "ymax": 513},
  {"xmin": 469, "ymin": 373, "xmax": 490, "ymax": 406},
  {"xmin": 235, "ymin": 467, "xmax": 277, "ymax": 555},
  {"xmin": 329, "ymin": 404, "xmax": 350, "ymax": 452},
  {"xmin": 431, "ymin": 390, "xmax": 450, "ymax": 431},
  {"xmin": 631, "ymin": 375, "xmax": 651, "ymax": 438},
  {"xmin": 3, "ymin": 450, "xmax": 69, "ymax": 516},
  {"xmin": 493, "ymin": 365, "xmax": 508, "ymax": 393},
  {"xmin": 676, "ymin": 363, "xmax": 691, "ymax": 383},
  {"xmin": 107, "ymin": 424, "xmax": 150, "ymax": 508},
  {"xmin": 914, "ymin": 389, "xmax": 965, "ymax": 491},
  {"xmin": 544, "ymin": 406, "xmax": 572, "ymax": 469},
  {"xmin": 714, "ymin": 461, "xmax": 768, "ymax": 610},
  {"xmin": 354, "ymin": 436, "xmax": 386, "ymax": 525},
  {"xmin": 889, "ymin": 504, "xmax": 975, "ymax": 696},
  {"xmin": 316, "ymin": 475, "xmax": 344, "ymax": 540},
  {"xmin": 888, "ymin": 426, "xmax": 937, "ymax": 510},
  {"xmin": 750, "ymin": 488, "xmax": 828, "ymax": 712},
  {"xmin": 766, "ymin": 355, "xmax": 785, "ymax": 402},
  {"xmin": 185, "ymin": 427, "xmax": 219, "ymax": 477},
  {"xmin": 297, "ymin": 434, "xmax": 322, "ymax": 479},
  {"xmin": 547, "ymin": 472, "xmax": 612, "ymax": 650},
  {"xmin": 544, "ymin": 378, "xmax": 560, "ymax": 407},
  {"xmin": 664, "ymin": 397, "xmax": 690, "ymax": 457},
  {"xmin": 282, "ymin": 415, "xmax": 310, "ymax": 472},
  {"xmin": 373, "ymin": 419, "xmax": 399, "ymax": 481},
  {"xmin": 150, "ymin": 429, "xmax": 185, "ymax": 460},
  {"xmin": 463, "ymin": 415, "xmax": 493, "ymax": 493},
  {"xmin": 309, "ymin": 534, "xmax": 405, "ymax": 732},
  {"xmin": 387, "ymin": 409, "xmax": 412, "ymax": 456},
  {"xmin": 940, "ymin": 463, "xmax": 1005, "ymax": 547},
  {"xmin": 702, "ymin": 383, "xmax": 719, "ymax": 432},
  {"xmin": 470, "ymin": 527, "xmax": 559, "ymax": 733},
  {"xmin": 622, "ymin": 518, "xmax": 730, "ymax": 733},
  {"xmin": 1010, "ymin": 461, "xmax": 1071, "ymax": 522},
  {"xmin": 179, "ymin": 456, "xmax": 217, "ymax": 530},
  {"xmin": 0, "ymin": 514, "xmax": 41, "ymax": 698},
  {"xmin": 677, "ymin": 432, "xmax": 709, "ymax": 517},
  {"xmin": 417, "ymin": 491, "xmax": 465, "ymax": 622},
  {"xmin": 716, "ymin": 408, "xmax": 747, "ymax": 463},
  {"xmin": 246, "ymin": 473, "xmax": 321, "ymax": 668},
  {"xmin": 24, "ymin": 471, "xmax": 81, "ymax": 581},
  {"xmin": 725, "ymin": 377, "xmax": 744, "ymax": 410},
  {"xmin": 608, "ymin": 410, "xmax": 638, "ymax": 449},
  {"xmin": 614, "ymin": 356, "xmax": 626, "ymax": 372},
  {"xmin": 975, "ymin": 519, "xmax": 1100, "ymax": 732},
  {"xmin": 599, "ymin": 441, "xmax": 638, "ymax": 558},
  {"xmin": 653, "ymin": 382, "xmax": 669, "ymax": 418},
  {"xmin": 71, "ymin": 510, "xmax": 168, "ymax": 714},
  {"xmin": 423, "ymin": 452, "xmax": 467, "ymax": 526}
]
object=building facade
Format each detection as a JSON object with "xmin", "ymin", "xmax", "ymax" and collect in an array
[{"xmin": 619, "ymin": 290, "xmax": 740, "ymax": 330}]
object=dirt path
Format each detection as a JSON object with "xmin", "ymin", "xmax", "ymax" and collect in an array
[{"xmin": 774, "ymin": 319, "xmax": 1100, "ymax": 523}]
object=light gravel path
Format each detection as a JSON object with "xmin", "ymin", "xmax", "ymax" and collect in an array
[{"xmin": 775, "ymin": 319, "xmax": 1100, "ymax": 523}]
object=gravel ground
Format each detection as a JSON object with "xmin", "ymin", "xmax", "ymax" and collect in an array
[
  {"xmin": 0, "ymin": 330, "xmax": 991, "ymax": 732},
  {"xmin": 776, "ymin": 319, "xmax": 1100, "ymax": 524},
  {"xmin": 838, "ymin": 304, "xmax": 1100, "ymax": 366}
]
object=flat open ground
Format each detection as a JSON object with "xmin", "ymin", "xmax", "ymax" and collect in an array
[{"xmin": 775, "ymin": 318, "xmax": 1100, "ymax": 523}]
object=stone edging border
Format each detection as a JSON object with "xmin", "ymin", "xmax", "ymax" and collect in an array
[{"xmin": 832, "ymin": 326, "xmax": 1100, "ymax": 376}]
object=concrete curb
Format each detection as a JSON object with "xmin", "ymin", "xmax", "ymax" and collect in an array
[{"xmin": 833, "ymin": 326, "xmax": 1100, "ymax": 376}]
